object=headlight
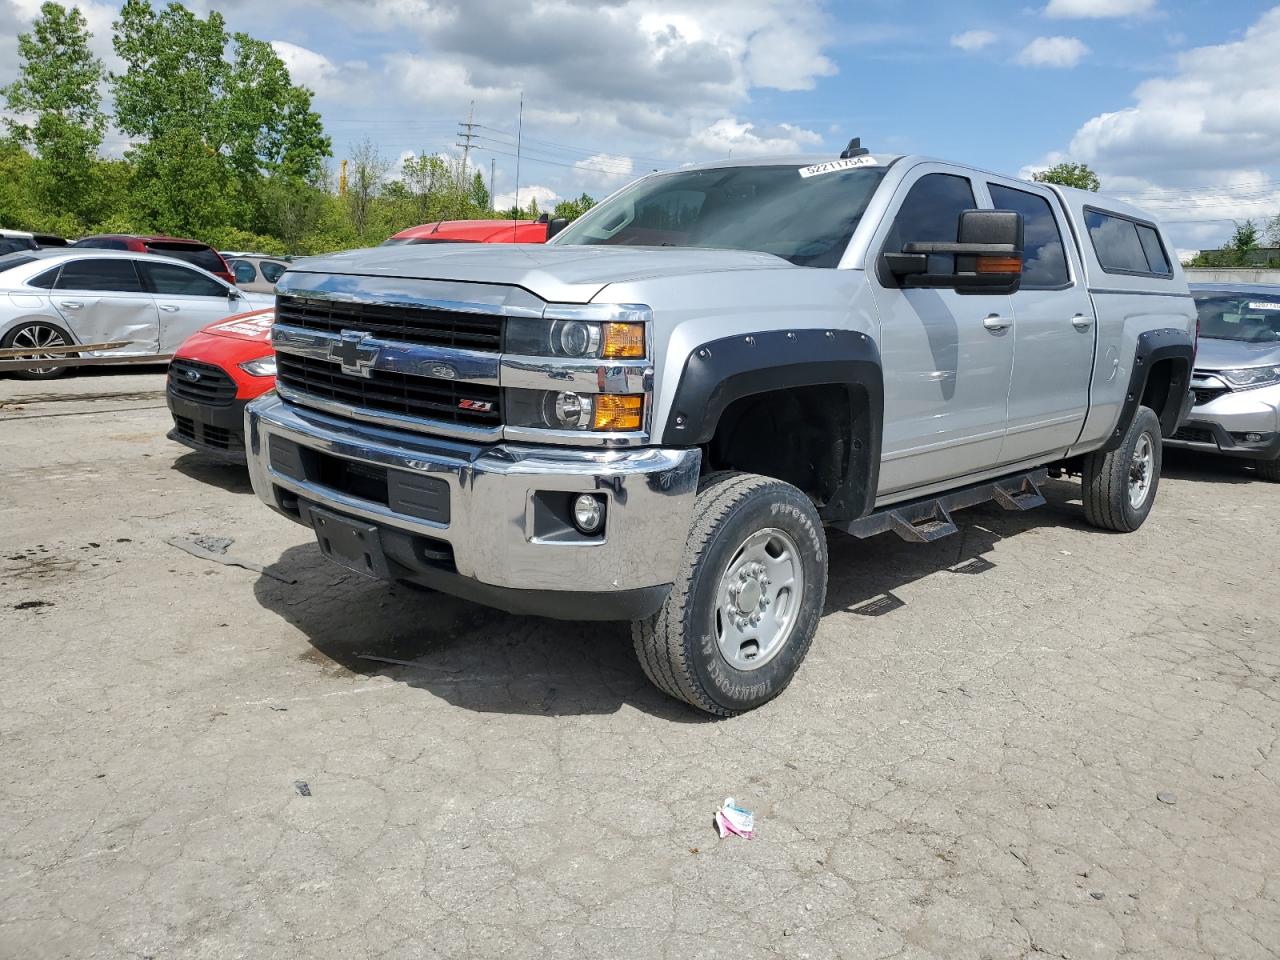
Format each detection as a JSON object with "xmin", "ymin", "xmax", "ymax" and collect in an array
[
  {"xmin": 506, "ymin": 389, "xmax": 644, "ymax": 432},
  {"xmin": 505, "ymin": 316, "xmax": 646, "ymax": 359},
  {"xmin": 1218, "ymin": 365, "xmax": 1280, "ymax": 389},
  {"xmin": 239, "ymin": 356, "xmax": 277, "ymax": 377}
]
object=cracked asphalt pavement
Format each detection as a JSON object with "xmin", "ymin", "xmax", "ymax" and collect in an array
[{"xmin": 2, "ymin": 370, "xmax": 1278, "ymax": 959}]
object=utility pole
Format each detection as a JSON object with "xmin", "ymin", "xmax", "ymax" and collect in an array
[
  {"xmin": 455, "ymin": 100, "xmax": 477, "ymax": 189},
  {"xmin": 513, "ymin": 93, "xmax": 523, "ymax": 222},
  {"xmin": 339, "ymin": 158, "xmax": 348, "ymax": 196},
  {"xmin": 489, "ymin": 157, "xmax": 496, "ymax": 212}
]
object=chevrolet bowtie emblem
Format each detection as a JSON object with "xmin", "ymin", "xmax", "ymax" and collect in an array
[{"xmin": 328, "ymin": 330, "xmax": 380, "ymax": 378}]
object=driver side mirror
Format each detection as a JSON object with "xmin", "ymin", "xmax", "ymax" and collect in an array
[
  {"xmin": 884, "ymin": 209, "xmax": 1024, "ymax": 295},
  {"xmin": 228, "ymin": 287, "xmax": 242, "ymax": 300},
  {"xmin": 547, "ymin": 217, "xmax": 570, "ymax": 240}
]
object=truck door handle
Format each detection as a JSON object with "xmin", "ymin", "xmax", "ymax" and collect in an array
[
  {"xmin": 58, "ymin": 300, "xmax": 83, "ymax": 310},
  {"xmin": 982, "ymin": 314, "xmax": 1012, "ymax": 332},
  {"xmin": 1071, "ymin": 313, "xmax": 1094, "ymax": 330},
  {"xmin": 158, "ymin": 304, "xmax": 179, "ymax": 313}
]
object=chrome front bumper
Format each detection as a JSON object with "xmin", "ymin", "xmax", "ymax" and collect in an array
[{"xmin": 246, "ymin": 395, "xmax": 701, "ymax": 616}]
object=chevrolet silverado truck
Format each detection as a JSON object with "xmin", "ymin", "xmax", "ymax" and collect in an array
[{"xmin": 245, "ymin": 147, "xmax": 1196, "ymax": 715}]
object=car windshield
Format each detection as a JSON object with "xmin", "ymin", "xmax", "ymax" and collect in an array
[
  {"xmin": 552, "ymin": 162, "xmax": 888, "ymax": 268},
  {"xmin": 1194, "ymin": 292, "xmax": 1280, "ymax": 343}
]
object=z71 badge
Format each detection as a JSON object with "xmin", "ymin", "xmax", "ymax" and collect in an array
[{"xmin": 458, "ymin": 399, "xmax": 494, "ymax": 412}]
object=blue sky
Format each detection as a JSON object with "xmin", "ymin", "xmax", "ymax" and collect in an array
[{"xmin": 3, "ymin": 0, "xmax": 1278, "ymax": 252}]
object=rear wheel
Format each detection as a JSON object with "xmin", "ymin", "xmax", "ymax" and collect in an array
[
  {"xmin": 3, "ymin": 320, "xmax": 75, "ymax": 380},
  {"xmin": 633, "ymin": 472, "xmax": 828, "ymax": 716},
  {"xmin": 1081, "ymin": 405, "xmax": 1162, "ymax": 532}
]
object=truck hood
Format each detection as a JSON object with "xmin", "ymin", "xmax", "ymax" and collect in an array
[
  {"xmin": 1195, "ymin": 337, "xmax": 1280, "ymax": 372},
  {"xmin": 284, "ymin": 243, "xmax": 793, "ymax": 304}
]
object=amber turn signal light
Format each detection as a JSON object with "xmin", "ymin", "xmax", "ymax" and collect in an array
[
  {"xmin": 593, "ymin": 394, "xmax": 643, "ymax": 431},
  {"xmin": 975, "ymin": 256, "xmax": 1023, "ymax": 274},
  {"xmin": 602, "ymin": 323, "xmax": 645, "ymax": 358}
]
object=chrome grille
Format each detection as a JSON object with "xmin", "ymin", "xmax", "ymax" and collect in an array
[
  {"xmin": 276, "ymin": 295, "xmax": 503, "ymax": 351},
  {"xmin": 276, "ymin": 353, "xmax": 500, "ymax": 428}
]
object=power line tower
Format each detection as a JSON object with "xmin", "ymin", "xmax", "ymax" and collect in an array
[{"xmin": 455, "ymin": 100, "xmax": 477, "ymax": 188}]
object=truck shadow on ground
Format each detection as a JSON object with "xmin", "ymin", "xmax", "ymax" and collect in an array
[
  {"xmin": 171, "ymin": 453, "xmax": 255, "ymax": 495},
  {"xmin": 1161, "ymin": 447, "xmax": 1256, "ymax": 485},
  {"xmin": 251, "ymin": 479, "xmax": 1096, "ymax": 720}
]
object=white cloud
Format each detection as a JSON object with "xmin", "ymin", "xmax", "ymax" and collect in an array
[
  {"xmin": 951, "ymin": 30, "xmax": 996, "ymax": 52},
  {"xmin": 1044, "ymin": 0, "xmax": 1155, "ymax": 17},
  {"xmin": 491, "ymin": 183, "xmax": 559, "ymax": 213},
  {"xmin": 572, "ymin": 153, "xmax": 634, "ymax": 190},
  {"xmin": 270, "ymin": 41, "xmax": 350, "ymax": 99},
  {"xmin": 1035, "ymin": 7, "xmax": 1280, "ymax": 248},
  {"xmin": 1018, "ymin": 35, "xmax": 1089, "ymax": 68},
  {"xmin": 688, "ymin": 117, "xmax": 822, "ymax": 157}
]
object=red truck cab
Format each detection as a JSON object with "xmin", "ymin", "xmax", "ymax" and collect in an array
[{"xmin": 383, "ymin": 219, "xmax": 548, "ymax": 245}]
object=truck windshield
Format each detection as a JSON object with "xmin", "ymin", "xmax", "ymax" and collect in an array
[
  {"xmin": 1194, "ymin": 293, "xmax": 1280, "ymax": 343},
  {"xmin": 553, "ymin": 163, "xmax": 887, "ymax": 268}
]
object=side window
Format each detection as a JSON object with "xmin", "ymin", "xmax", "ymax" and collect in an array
[
  {"xmin": 28, "ymin": 267, "xmax": 59, "ymax": 288},
  {"xmin": 139, "ymin": 261, "xmax": 228, "ymax": 298},
  {"xmin": 883, "ymin": 173, "xmax": 976, "ymax": 274},
  {"xmin": 988, "ymin": 183, "xmax": 1070, "ymax": 288},
  {"xmin": 1136, "ymin": 224, "xmax": 1171, "ymax": 275},
  {"xmin": 231, "ymin": 260, "xmax": 256, "ymax": 285},
  {"xmin": 259, "ymin": 261, "xmax": 287, "ymax": 283},
  {"xmin": 54, "ymin": 258, "xmax": 144, "ymax": 292},
  {"xmin": 1086, "ymin": 210, "xmax": 1171, "ymax": 276},
  {"xmin": 76, "ymin": 238, "xmax": 129, "ymax": 250}
]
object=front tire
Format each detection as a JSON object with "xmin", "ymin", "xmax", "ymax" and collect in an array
[
  {"xmin": 633, "ymin": 472, "xmax": 828, "ymax": 716},
  {"xmin": 1082, "ymin": 405, "xmax": 1162, "ymax": 532},
  {"xmin": 3, "ymin": 320, "xmax": 75, "ymax": 380}
]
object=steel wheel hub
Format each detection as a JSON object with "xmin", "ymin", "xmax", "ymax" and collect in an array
[
  {"xmin": 713, "ymin": 527, "xmax": 804, "ymax": 672},
  {"xmin": 1129, "ymin": 433, "xmax": 1154, "ymax": 509}
]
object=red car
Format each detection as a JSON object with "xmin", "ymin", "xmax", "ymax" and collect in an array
[
  {"xmin": 74, "ymin": 234, "xmax": 234, "ymax": 284},
  {"xmin": 383, "ymin": 218, "xmax": 548, "ymax": 245},
  {"xmin": 168, "ymin": 220, "xmax": 547, "ymax": 462}
]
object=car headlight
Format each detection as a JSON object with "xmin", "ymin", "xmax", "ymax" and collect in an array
[
  {"xmin": 505, "ymin": 315, "xmax": 646, "ymax": 359},
  {"xmin": 1218, "ymin": 365, "xmax": 1280, "ymax": 389},
  {"xmin": 505, "ymin": 389, "xmax": 644, "ymax": 432},
  {"xmin": 239, "ymin": 356, "xmax": 277, "ymax": 377}
]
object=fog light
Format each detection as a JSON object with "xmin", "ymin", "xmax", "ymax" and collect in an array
[
  {"xmin": 1246, "ymin": 433, "xmax": 1264, "ymax": 443},
  {"xmin": 572, "ymin": 494, "xmax": 605, "ymax": 534}
]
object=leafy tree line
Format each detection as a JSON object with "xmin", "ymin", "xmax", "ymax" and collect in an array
[
  {"xmin": 1185, "ymin": 217, "xmax": 1280, "ymax": 269},
  {"xmin": 0, "ymin": 1, "xmax": 593, "ymax": 255}
]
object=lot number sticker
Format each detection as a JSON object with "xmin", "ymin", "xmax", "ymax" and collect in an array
[
  {"xmin": 798, "ymin": 156, "xmax": 879, "ymax": 178},
  {"xmin": 1246, "ymin": 302, "xmax": 1280, "ymax": 311}
]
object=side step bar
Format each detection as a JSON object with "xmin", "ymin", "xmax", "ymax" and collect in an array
[{"xmin": 832, "ymin": 468, "xmax": 1049, "ymax": 542}]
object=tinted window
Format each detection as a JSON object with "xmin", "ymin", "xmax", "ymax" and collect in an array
[
  {"xmin": 1193, "ymin": 293, "xmax": 1280, "ymax": 343},
  {"xmin": 989, "ymin": 183, "xmax": 1070, "ymax": 288},
  {"xmin": 0, "ymin": 252, "xmax": 39, "ymax": 274},
  {"xmin": 140, "ymin": 261, "xmax": 228, "ymax": 297},
  {"xmin": 230, "ymin": 260, "xmax": 257, "ymax": 284},
  {"xmin": 259, "ymin": 260, "xmax": 287, "ymax": 283},
  {"xmin": 556, "ymin": 164, "xmax": 886, "ymax": 268},
  {"xmin": 146, "ymin": 242, "xmax": 224, "ymax": 274},
  {"xmin": 1086, "ymin": 211, "xmax": 1170, "ymax": 276},
  {"xmin": 0, "ymin": 237, "xmax": 37, "ymax": 255},
  {"xmin": 28, "ymin": 267, "xmax": 59, "ymax": 288},
  {"xmin": 884, "ymin": 173, "xmax": 976, "ymax": 274},
  {"xmin": 55, "ymin": 258, "xmax": 144, "ymax": 292},
  {"xmin": 1136, "ymin": 224, "xmax": 1171, "ymax": 275},
  {"xmin": 74, "ymin": 237, "xmax": 129, "ymax": 250}
]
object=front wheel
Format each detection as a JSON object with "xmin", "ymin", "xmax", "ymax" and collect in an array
[
  {"xmin": 3, "ymin": 320, "xmax": 75, "ymax": 380},
  {"xmin": 1081, "ymin": 405, "xmax": 1162, "ymax": 532},
  {"xmin": 633, "ymin": 472, "xmax": 828, "ymax": 716}
]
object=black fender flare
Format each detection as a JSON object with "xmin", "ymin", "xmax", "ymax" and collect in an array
[
  {"xmin": 661, "ymin": 328, "xmax": 883, "ymax": 521},
  {"xmin": 1101, "ymin": 327, "xmax": 1195, "ymax": 453}
]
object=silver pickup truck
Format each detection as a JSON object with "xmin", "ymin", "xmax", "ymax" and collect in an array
[{"xmin": 246, "ymin": 147, "xmax": 1197, "ymax": 715}]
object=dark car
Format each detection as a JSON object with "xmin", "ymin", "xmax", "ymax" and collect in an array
[{"xmin": 73, "ymin": 234, "xmax": 234, "ymax": 284}]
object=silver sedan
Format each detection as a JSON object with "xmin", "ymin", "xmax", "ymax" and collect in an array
[{"xmin": 0, "ymin": 249, "xmax": 273, "ymax": 380}]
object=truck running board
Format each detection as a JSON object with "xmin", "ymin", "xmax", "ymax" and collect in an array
[{"xmin": 832, "ymin": 468, "xmax": 1049, "ymax": 542}]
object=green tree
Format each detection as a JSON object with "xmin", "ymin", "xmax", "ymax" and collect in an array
[
  {"xmin": 345, "ymin": 138, "xmax": 390, "ymax": 241},
  {"xmin": 553, "ymin": 193, "xmax": 596, "ymax": 221},
  {"xmin": 1, "ymin": 2, "xmax": 108, "ymax": 226},
  {"xmin": 469, "ymin": 170, "xmax": 490, "ymax": 211},
  {"xmin": 1032, "ymin": 161, "xmax": 1101, "ymax": 192},
  {"xmin": 111, "ymin": 0, "xmax": 329, "ymax": 236}
]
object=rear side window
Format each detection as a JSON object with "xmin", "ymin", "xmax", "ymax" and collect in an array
[
  {"xmin": 55, "ymin": 258, "xmax": 144, "ymax": 292},
  {"xmin": 1086, "ymin": 210, "xmax": 1172, "ymax": 277},
  {"xmin": 259, "ymin": 260, "xmax": 287, "ymax": 283},
  {"xmin": 989, "ymin": 184, "xmax": 1070, "ymax": 288},
  {"xmin": 139, "ymin": 260, "xmax": 228, "ymax": 297},
  {"xmin": 75, "ymin": 237, "xmax": 129, "ymax": 250},
  {"xmin": 29, "ymin": 266, "xmax": 59, "ymax": 288},
  {"xmin": 230, "ymin": 259, "xmax": 256, "ymax": 285},
  {"xmin": 146, "ymin": 242, "xmax": 225, "ymax": 274}
]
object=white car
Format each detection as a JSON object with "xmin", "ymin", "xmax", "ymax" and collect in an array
[{"xmin": 0, "ymin": 249, "xmax": 273, "ymax": 379}]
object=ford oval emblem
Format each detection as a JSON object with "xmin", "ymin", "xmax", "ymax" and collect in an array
[{"xmin": 184, "ymin": 369, "xmax": 201, "ymax": 382}]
